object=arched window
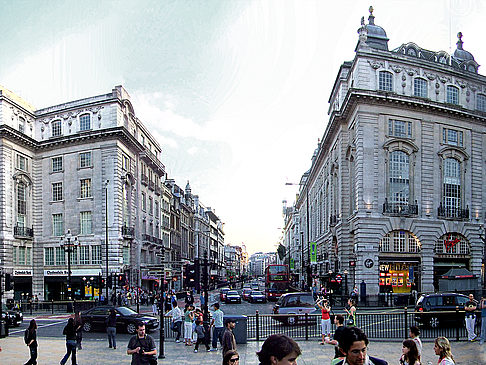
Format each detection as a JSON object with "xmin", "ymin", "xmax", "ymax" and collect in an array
[
  {"xmin": 435, "ymin": 233, "xmax": 469, "ymax": 254},
  {"xmin": 379, "ymin": 230, "xmax": 421, "ymax": 253},
  {"xmin": 379, "ymin": 71, "xmax": 393, "ymax": 91},
  {"xmin": 79, "ymin": 113, "xmax": 91, "ymax": 131},
  {"xmin": 51, "ymin": 120, "xmax": 62, "ymax": 137},
  {"xmin": 413, "ymin": 78, "xmax": 428, "ymax": 98},
  {"xmin": 407, "ymin": 48, "xmax": 417, "ymax": 57},
  {"xmin": 442, "ymin": 158, "xmax": 461, "ymax": 217},
  {"xmin": 17, "ymin": 183, "xmax": 27, "ymax": 227},
  {"xmin": 477, "ymin": 94, "xmax": 486, "ymax": 112},
  {"xmin": 18, "ymin": 117, "xmax": 25, "ymax": 133},
  {"xmin": 389, "ymin": 151, "xmax": 409, "ymax": 205},
  {"xmin": 446, "ymin": 85, "xmax": 459, "ymax": 104}
]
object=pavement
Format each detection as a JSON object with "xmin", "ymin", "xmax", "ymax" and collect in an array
[{"xmin": 0, "ymin": 334, "xmax": 485, "ymax": 364}]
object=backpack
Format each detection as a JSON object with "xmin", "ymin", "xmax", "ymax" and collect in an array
[{"xmin": 24, "ymin": 329, "xmax": 30, "ymax": 344}]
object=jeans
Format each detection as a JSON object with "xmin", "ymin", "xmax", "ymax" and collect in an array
[
  {"xmin": 76, "ymin": 331, "xmax": 82, "ymax": 350},
  {"xmin": 24, "ymin": 345, "xmax": 38, "ymax": 365},
  {"xmin": 212, "ymin": 327, "xmax": 224, "ymax": 349},
  {"xmin": 173, "ymin": 321, "xmax": 182, "ymax": 341},
  {"xmin": 60, "ymin": 340, "xmax": 77, "ymax": 365},
  {"xmin": 107, "ymin": 326, "xmax": 116, "ymax": 348},
  {"xmin": 195, "ymin": 337, "xmax": 209, "ymax": 351},
  {"xmin": 465, "ymin": 315, "xmax": 476, "ymax": 340}
]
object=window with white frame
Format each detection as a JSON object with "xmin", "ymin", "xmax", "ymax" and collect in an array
[
  {"xmin": 55, "ymin": 247, "xmax": 66, "ymax": 265},
  {"xmin": 26, "ymin": 247, "xmax": 32, "ymax": 265},
  {"xmin": 18, "ymin": 117, "xmax": 25, "ymax": 133},
  {"xmin": 52, "ymin": 182, "xmax": 63, "ymax": 201},
  {"xmin": 142, "ymin": 192, "xmax": 146, "ymax": 211},
  {"xmin": 122, "ymin": 154, "xmax": 130, "ymax": 171},
  {"xmin": 51, "ymin": 120, "xmax": 62, "ymax": 137},
  {"xmin": 442, "ymin": 128, "xmax": 463, "ymax": 147},
  {"xmin": 18, "ymin": 246, "xmax": 26, "ymax": 265},
  {"xmin": 446, "ymin": 85, "xmax": 459, "ymax": 104},
  {"xmin": 44, "ymin": 247, "xmax": 54, "ymax": 265},
  {"xmin": 92, "ymin": 245, "xmax": 102, "ymax": 264},
  {"xmin": 379, "ymin": 71, "xmax": 393, "ymax": 91},
  {"xmin": 477, "ymin": 94, "xmax": 486, "ymax": 112},
  {"xmin": 52, "ymin": 156, "xmax": 63, "ymax": 172},
  {"xmin": 17, "ymin": 183, "xmax": 26, "ymax": 227},
  {"xmin": 379, "ymin": 230, "xmax": 421, "ymax": 252},
  {"xmin": 413, "ymin": 78, "xmax": 428, "ymax": 98},
  {"xmin": 435, "ymin": 233, "xmax": 469, "ymax": 254},
  {"xmin": 443, "ymin": 158, "xmax": 461, "ymax": 215},
  {"xmin": 52, "ymin": 213, "xmax": 63, "ymax": 236},
  {"xmin": 123, "ymin": 246, "xmax": 130, "ymax": 264},
  {"xmin": 17, "ymin": 155, "xmax": 28, "ymax": 171},
  {"xmin": 79, "ymin": 151, "xmax": 92, "ymax": 168},
  {"xmin": 69, "ymin": 247, "xmax": 78, "ymax": 265},
  {"xmin": 389, "ymin": 151, "xmax": 410, "ymax": 204},
  {"xmin": 388, "ymin": 119, "xmax": 412, "ymax": 138},
  {"xmin": 79, "ymin": 245, "xmax": 90, "ymax": 265},
  {"xmin": 80, "ymin": 211, "xmax": 92, "ymax": 234},
  {"xmin": 80, "ymin": 179, "xmax": 92, "ymax": 198},
  {"xmin": 123, "ymin": 184, "xmax": 130, "ymax": 226},
  {"xmin": 79, "ymin": 114, "xmax": 91, "ymax": 131}
]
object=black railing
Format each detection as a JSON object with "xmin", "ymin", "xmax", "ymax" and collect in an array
[
  {"xmin": 121, "ymin": 225, "xmax": 135, "ymax": 238},
  {"xmin": 14, "ymin": 225, "xmax": 34, "ymax": 238},
  {"xmin": 383, "ymin": 200, "xmax": 418, "ymax": 215},
  {"xmin": 438, "ymin": 204, "xmax": 469, "ymax": 219}
]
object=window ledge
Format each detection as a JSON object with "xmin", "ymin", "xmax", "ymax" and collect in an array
[{"xmin": 77, "ymin": 197, "xmax": 94, "ymax": 201}]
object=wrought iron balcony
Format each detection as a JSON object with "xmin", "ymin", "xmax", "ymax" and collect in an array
[
  {"xmin": 141, "ymin": 174, "xmax": 148, "ymax": 185},
  {"xmin": 438, "ymin": 204, "xmax": 469, "ymax": 220},
  {"xmin": 14, "ymin": 225, "xmax": 33, "ymax": 239},
  {"xmin": 121, "ymin": 225, "xmax": 135, "ymax": 238},
  {"xmin": 382, "ymin": 200, "xmax": 418, "ymax": 216}
]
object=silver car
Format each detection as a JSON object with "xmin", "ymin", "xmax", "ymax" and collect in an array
[{"xmin": 272, "ymin": 292, "xmax": 316, "ymax": 325}]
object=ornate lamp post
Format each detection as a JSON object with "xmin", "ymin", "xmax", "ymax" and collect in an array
[
  {"xmin": 480, "ymin": 226, "xmax": 486, "ymax": 290},
  {"xmin": 60, "ymin": 229, "xmax": 79, "ymax": 301},
  {"xmin": 105, "ymin": 180, "xmax": 109, "ymax": 304}
]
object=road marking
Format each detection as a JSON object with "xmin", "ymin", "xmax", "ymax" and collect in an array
[{"xmin": 9, "ymin": 319, "xmax": 67, "ymax": 334}]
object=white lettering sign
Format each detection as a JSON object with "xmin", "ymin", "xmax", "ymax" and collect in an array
[{"xmin": 14, "ymin": 269, "xmax": 33, "ymax": 276}]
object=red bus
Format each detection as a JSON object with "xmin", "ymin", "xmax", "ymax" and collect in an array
[{"xmin": 265, "ymin": 264, "xmax": 290, "ymax": 300}]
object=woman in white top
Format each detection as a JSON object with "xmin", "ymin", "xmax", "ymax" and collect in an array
[{"xmin": 434, "ymin": 337, "xmax": 455, "ymax": 365}]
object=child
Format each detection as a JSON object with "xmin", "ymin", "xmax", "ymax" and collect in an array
[{"xmin": 193, "ymin": 319, "xmax": 210, "ymax": 353}]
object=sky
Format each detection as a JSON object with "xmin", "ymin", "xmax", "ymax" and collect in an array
[{"xmin": 1, "ymin": 0, "xmax": 485, "ymax": 254}]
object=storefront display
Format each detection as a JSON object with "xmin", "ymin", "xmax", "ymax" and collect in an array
[{"xmin": 379, "ymin": 262, "xmax": 419, "ymax": 294}]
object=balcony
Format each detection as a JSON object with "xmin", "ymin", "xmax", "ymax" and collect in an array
[
  {"xmin": 121, "ymin": 225, "xmax": 135, "ymax": 238},
  {"xmin": 149, "ymin": 181, "xmax": 155, "ymax": 191},
  {"xmin": 382, "ymin": 200, "xmax": 418, "ymax": 216},
  {"xmin": 438, "ymin": 204, "xmax": 469, "ymax": 220},
  {"xmin": 155, "ymin": 185, "xmax": 161, "ymax": 196},
  {"xmin": 141, "ymin": 174, "xmax": 148, "ymax": 186},
  {"xmin": 14, "ymin": 225, "xmax": 33, "ymax": 239}
]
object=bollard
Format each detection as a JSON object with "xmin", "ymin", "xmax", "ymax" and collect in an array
[
  {"xmin": 404, "ymin": 307, "xmax": 408, "ymax": 339},
  {"xmin": 305, "ymin": 313, "xmax": 309, "ymax": 340},
  {"xmin": 255, "ymin": 310, "xmax": 260, "ymax": 342},
  {"xmin": 29, "ymin": 299, "xmax": 33, "ymax": 315},
  {"xmin": 455, "ymin": 306, "xmax": 460, "ymax": 341},
  {"xmin": 51, "ymin": 299, "xmax": 54, "ymax": 314}
]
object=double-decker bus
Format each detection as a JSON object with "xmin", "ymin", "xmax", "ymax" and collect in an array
[{"xmin": 265, "ymin": 264, "xmax": 290, "ymax": 300}]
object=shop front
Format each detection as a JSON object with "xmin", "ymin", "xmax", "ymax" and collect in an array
[
  {"xmin": 378, "ymin": 261, "xmax": 420, "ymax": 294},
  {"xmin": 44, "ymin": 269, "xmax": 101, "ymax": 300},
  {"xmin": 13, "ymin": 269, "xmax": 33, "ymax": 300}
]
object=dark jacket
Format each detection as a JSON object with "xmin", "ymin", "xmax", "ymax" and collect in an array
[
  {"xmin": 63, "ymin": 321, "xmax": 77, "ymax": 341},
  {"xmin": 335, "ymin": 356, "xmax": 388, "ymax": 365},
  {"xmin": 222, "ymin": 327, "xmax": 236, "ymax": 355}
]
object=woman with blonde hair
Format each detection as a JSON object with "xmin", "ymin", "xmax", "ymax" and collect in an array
[{"xmin": 434, "ymin": 337, "xmax": 454, "ymax": 365}]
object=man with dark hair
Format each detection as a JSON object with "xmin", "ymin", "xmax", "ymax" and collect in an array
[
  {"xmin": 336, "ymin": 327, "xmax": 387, "ymax": 365},
  {"xmin": 210, "ymin": 302, "xmax": 224, "ymax": 351},
  {"xmin": 465, "ymin": 293, "xmax": 478, "ymax": 341},
  {"xmin": 256, "ymin": 334, "xmax": 301, "ymax": 364},
  {"xmin": 326, "ymin": 314, "xmax": 346, "ymax": 360},
  {"xmin": 221, "ymin": 318, "xmax": 236, "ymax": 357},
  {"xmin": 127, "ymin": 322, "xmax": 157, "ymax": 365}
]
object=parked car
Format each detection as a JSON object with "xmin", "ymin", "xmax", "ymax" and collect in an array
[
  {"xmin": 249, "ymin": 290, "xmax": 266, "ymax": 303},
  {"xmin": 81, "ymin": 306, "xmax": 159, "ymax": 334},
  {"xmin": 219, "ymin": 287, "xmax": 231, "ymax": 301},
  {"xmin": 225, "ymin": 290, "xmax": 242, "ymax": 304},
  {"xmin": 414, "ymin": 292, "xmax": 476, "ymax": 328},
  {"xmin": 242, "ymin": 288, "xmax": 253, "ymax": 301},
  {"xmin": 251, "ymin": 283, "xmax": 259, "ymax": 291},
  {"xmin": 272, "ymin": 292, "xmax": 316, "ymax": 325},
  {"xmin": 1, "ymin": 305, "xmax": 23, "ymax": 327}
]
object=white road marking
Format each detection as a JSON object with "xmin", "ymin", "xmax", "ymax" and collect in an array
[{"xmin": 9, "ymin": 319, "xmax": 67, "ymax": 334}]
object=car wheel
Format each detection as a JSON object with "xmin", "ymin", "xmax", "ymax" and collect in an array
[
  {"xmin": 126, "ymin": 322, "xmax": 137, "ymax": 334},
  {"xmin": 82, "ymin": 321, "xmax": 92, "ymax": 332},
  {"xmin": 286, "ymin": 315, "xmax": 298, "ymax": 326},
  {"xmin": 429, "ymin": 316, "xmax": 439, "ymax": 328}
]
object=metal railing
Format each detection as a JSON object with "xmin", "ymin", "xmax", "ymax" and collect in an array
[
  {"xmin": 121, "ymin": 225, "xmax": 135, "ymax": 238},
  {"xmin": 14, "ymin": 225, "xmax": 34, "ymax": 238},
  {"xmin": 383, "ymin": 200, "xmax": 418, "ymax": 215},
  {"xmin": 18, "ymin": 300, "xmax": 99, "ymax": 315},
  {"xmin": 437, "ymin": 204, "xmax": 469, "ymax": 219}
]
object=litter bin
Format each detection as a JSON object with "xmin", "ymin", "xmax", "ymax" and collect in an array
[
  {"xmin": 0, "ymin": 320, "xmax": 9, "ymax": 338},
  {"xmin": 223, "ymin": 315, "xmax": 247, "ymax": 344}
]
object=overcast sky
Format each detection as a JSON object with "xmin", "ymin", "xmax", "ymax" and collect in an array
[{"xmin": 1, "ymin": 0, "xmax": 485, "ymax": 254}]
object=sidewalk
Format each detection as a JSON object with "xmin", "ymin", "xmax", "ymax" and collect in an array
[{"xmin": 0, "ymin": 335, "xmax": 484, "ymax": 364}]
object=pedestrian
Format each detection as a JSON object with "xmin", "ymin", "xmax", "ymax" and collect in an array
[
  {"xmin": 409, "ymin": 326, "xmax": 422, "ymax": 358},
  {"xmin": 222, "ymin": 318, "xmax": 237, "ymax": 357},
  {"xmin": 335, "ymin": 327, "xmax": 388, "ymax": 365},
  {"xmin": 256, "ymin": 333, "xmax": 301, "ymax": 364},
  {"xmin": 184, "ymin": 304, "xmax": 195, "ymax": 346},
  {"xmin": 111, "ymin": 292, "xmax": 117, "ymax": 306},
  {"xmin": 434, "ymin": 337, "xmax": 454, "ymax": 365},
  {"xmin": 222, "ymin": 349, "xmax": 240, "ymax": 365},
  {"xmin": 465, "ymin": 293, "xmax": 478, "ymax": 341},
  {"xmin": 106, "ymin": 308, "xmax": 117, "ymax": 349},
  {"xmin": 193, "ymin": 318, "xmax": 210, "ymax": 353},
  {"xmin": 399, "ymin": 339, "xmax": 420, "ymax": 365},
  {"xmin": 165, "ymin": 291, "xmax": 172, "ymax": 312},
  {"xmin": 350, "ymin": 286, "xmax": 358, "ymax": 301},
  {"xmin": 344, "ymin": 298, "xmax": 357, "ymax": 327},
  {"xmin": 60, "ymin": 317, "xmax": 77, "ymax": 365},
  {"xmin": 317, "ymin": 297, "xmax": 331, "ymax": 344},
  {"xmin": 127, "ymin": 322, "xmax": 157, "ymax": 365},
  {"xmin": 185, "ymin": 291, "xmax": 194, "ymax": 306},
  {"xmin": 23, "ymin": 319, "xmax": 38, "ymax": 365},
  {"xmin": 117, "ymin": 292, "xmax": 122, "ymax": 306},
  {"xmin": 152, "ymin": 295, "xmax": 158, "ymax": 316},
  {"xmin": 74, "ymin": 310, "xmax": 83, "ymax": 350},
  {"xmin": 479, "ymin": 295, "xmax": 486, "ymax": 345},
  {"xmin": 210, "ymin": 302, "xmax": 225, "ymax": 351},
  {"xmin": 325, "ymin": 314, "xmax": 346, "ymax": 364},
  {"xmin": 167, "ymin": 302, "xmax": 183, "ymax": 343}
]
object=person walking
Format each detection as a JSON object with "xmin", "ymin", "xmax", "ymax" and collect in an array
[
  {"xmin": 409, "ymin": 326, "xmax": 422, "ymax": 359},
  {"xmin": 23, "ymin": 319, "xmax": 38, "ymax": 365},
  {"xmin": 317, "ymin": 297, "xmax": 331, "ymax": 344},
  {"xmin": 152, "ymin": 295, "xmax": 158, "ymax": 316},
  {"xmin": 344, "ymin": 298, "xmax": 357, "ymax": 327},
  {"xmin": 399, "ymin": 339, "xmax": 420, "ymax": 365},
  {"xmin": 167, "ymin": 302, "xmax": 183, "ymax": 343},
  {"xmin": 210, "ymin": 302, "xmax": 225, "ymax": 351},
  {"xmin": 434, "ymin": 337, "xmax": 455, "ymax": 365},
  {"xmin": 60, "ymin": 317, "xmax": 77, "ymax": 365},
  {"xmin": 183, "ymin": 304, "xmax": 195, "ymax": 346},
  {"xmin": 256, "ymin": 334, "xmax": 301, "ymax": 365},
  {"xmin": 74, "ymin": 310, "xmax": 83, "ymax": 350},
  {"xmin": 479, "ymin": 295, "xmax": 486, "ymax": 345},
  {"xmin": 222, "ymin": 318, "xmax": 236, "ymax": 358},
  {"xmin": 335, "ymin": 327, "xmax": 388, "ymax": 365},
  {"xmin": 465, "ymin": 293, "xmax": 478, "ymax": 341},
  {"xmin": 193, "ymin": 318, "xmax": 210, "ymax": 353},
  {"xmin": 222, "ymin": 350, "xmax": 240, "ymax": 365},
  {"xmin": 127, "ymin": 322, "xmax": 157, "ymax": 365},
  {"xmin": 106, "ymin": 308, "xmax": 117, "ymax": 349}
]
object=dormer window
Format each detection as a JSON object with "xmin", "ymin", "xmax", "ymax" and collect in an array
[
  {"xmin": 439, "ymin": 56, "xmax": 447, "ymax": 64},
  {"xmin": 477, "ymin": 94, "xmax": 486, "ymax": 112},
  {"xmin": 79, "ymin": 114, "xmax": 91, "ymax": 131},
  {"xmin": 379, "ymin": 71, "xmax": 393, "ymax": 91},
  {"xmin": 407, "ymin": 48, "xmax": 417, "ymax": 57},
  {"xmin": 446, "ymin": 85, "xmax": 459, "ymax": 104}
]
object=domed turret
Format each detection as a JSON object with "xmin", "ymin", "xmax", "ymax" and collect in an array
[
  {"xmin": 356, "ymin": 6, "xmax": 389, "ymax": 51},
  {"xmin": 453, "ymin": 32, "xmax": 475, "ymax": 61}
]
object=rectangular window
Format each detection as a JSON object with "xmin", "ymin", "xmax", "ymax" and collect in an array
[
  {"xmin": 55, "ymin": 247, "xmax": 66, "ymax": 266},
  {"xmin": 122, "ymin": 154, "xmax": 130, "ymax": 171},
  {"xmin": 18, "ymin": 246, "xmax": 26, "ymax": 265},
  {"xmin": 80, "ymin": 211, "xmax": 92, "ymax": 234},
  {"xmin": 388, "ymin": 119, "xmax": 412, "ymax": 138},
  {"xmin": 123, "ymin": 246, "xmax": 130, "ymax": 264},
  {"xmin": 17, "ymin": 155, "xmax": 28, "ymax": 171},
  {"xmin": 69, "ymin": 247, "xmax": 78, "ymax": 265},
  {"xmin": 155, "ymin": 201, "xmax": 159, "ymax": 218},
  {"xmin": 52, "ymin": 182, "xmax": 63, "ymax": 201},
  {"xmin": 379, "ymin": 71, "xmax": 393, "ymax": 91},
  {"xmin": 142, "ymin": 192, "xmax": 146, "ymax": 211},
  {"xmin": 17, "ymin": 183, "xmax": 26, "ymax": 218},
  {"xmin": 477, "ymin": 94, "xmax": 486, "ymax": 112},
  {"xmin": 92, "ymin": 245, "xmax": 102, "ymax": 264},
  {"xmin": 79, "ymin": 245, "xmax": 89, "ymax": 265},
  {"xmin": 19, "ymin": 118, "xmax": 25, "ymax": 133},
  {"xmin": 446, "ymin": 85, "xmax": 459, "ymax": 104},
  {"xmin": 79, "ymin": 152, "xmax": 92, "ymax": 168},
  {"xmin": 442, "ymin": 128, "xmax": 463, "ymax": 147},
  {"xmin": 13, "ymin": 246, "xmax": 17, "ymax": 264},
  {"xmin": 52, "ymin": 213, "xmax": 63, "ymax": 236},
  {"xmin": 26, "ymin": 247, "xmax": 32, "ymax": 265},
  {"xmin": 51, "ymin": 120, "xmax": 62, "ymax": 137},
  {"xmin": 149, "ymin": 197, "xmax": 153, "ymax": 215},
  {"xmin": 52, "ymin": 157, "xmax": 63, "ymax": 172},
  {"xmin": 79, "ymin": 114, "xmax": 91, "ymax": 131},
  {"xmin": 80, "ymin": 179, "xmax": 92, "ymax": 198},
  {"xmin": 413, "ymin": 78, "xmax": 428, "ymax": 98},
  {"xmin": 44, "ymin": 247, "xmax": 54, "ymax": 266}
]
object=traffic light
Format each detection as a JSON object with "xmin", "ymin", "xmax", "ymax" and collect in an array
[
  {"xmin": 107, "ymin": 275, "xmax": 112, "ymax": 288},
  {"xmin": 5, "ymin": 273, "xmax": 14, "ymax": 291},
  {"xmin": 118, "ymin": 274, "xmax": 126, "ymax": 286},
  {"xmin": 98, "ymin": 274, "xmax": 105, "ymax": 289},
  {"xmin": 185, "ymin": 264, "xmax": 196, "ymax": 287}
]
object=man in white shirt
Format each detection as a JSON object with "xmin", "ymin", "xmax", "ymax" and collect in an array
[
  {"xmin": 210, "ymin": 302, "xmax": 224, "ymax": 351},
  {"xmin": 167, "ymin": 302, "xmax": 183, "ymax": 343}
]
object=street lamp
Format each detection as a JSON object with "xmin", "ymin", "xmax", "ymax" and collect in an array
[
  {"xmin": 105, "ymin": 180, "xmax": 109, "ymax": 304},
  {"xmin": 480, "ymin": 226, "xmax": 486, "ymax": 289},
  {"xmin": 60, "ymin": 229, "xmax": 79, "ymax": 301},
  {"xmin": 343, "ymin": 269, "xmax": 349, "ymax": 301}
]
